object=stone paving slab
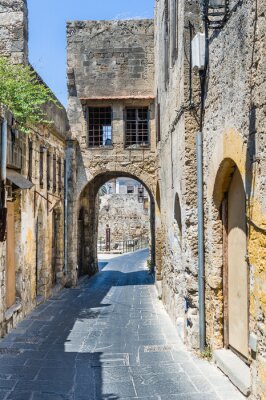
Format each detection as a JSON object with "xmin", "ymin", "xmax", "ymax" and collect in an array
[{"xmin": 0, "ymin": 250, "xmax": 245, "ymax": 400}]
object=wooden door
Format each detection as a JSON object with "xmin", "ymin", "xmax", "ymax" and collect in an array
[
  {"xmin": 6, "ymin": 202, "xmax": 16, "ymax": 308},
  {"xmin": 228, "ymin": 168, "xmax": 249, "ymax": 359}
]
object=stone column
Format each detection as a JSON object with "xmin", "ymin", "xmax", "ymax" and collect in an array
[{"xmin": 65, "ymin": 139, "xmax": 77, "ymax": 287}]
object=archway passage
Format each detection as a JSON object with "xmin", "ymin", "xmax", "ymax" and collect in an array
[
  {"xmin": 77, "ymin": 172, "xmax": 156, "ymax": 278},
  {"xmin": 222, "ymin": 167, "xmax": 249, "ymax": 359}
]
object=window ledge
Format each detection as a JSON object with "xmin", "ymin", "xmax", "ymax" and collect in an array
[
  {"xmin": 87, "ymin": 146, "xmax": 113, "ymax": 150},
  {"xmin": 125, "ymin": 145, "xmax": 150, "ymax": 150}
]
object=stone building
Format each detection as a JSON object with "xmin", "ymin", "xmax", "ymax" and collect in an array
[
  {"xmin": 201, "ymin": 1, "xmax": 266, "ymax": 397},
  {"xmin": 66, "ymin": 19, "xmax": 157, "ymax": 282},
  {"xmin": 154, "ymin": 0, "xmax": 201, "ymax": 348},
  {"xmin": 98, "ymin": 180, "xmax": 150, "ymax": 253},
  {"xmin": 0, "ymin": 0, "xmax": 68, "ymax": 336},
  {"xmin": 155, "ymin": 0, "xmax": 266, "ymax": 398}
]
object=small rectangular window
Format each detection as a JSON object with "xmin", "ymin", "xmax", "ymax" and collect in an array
[
  {"xmin": 53, "ymin": 154, "xmax": 56, "ymax": 192},
  {"xmin": 39, "ymin": 146, "xmax": 44, "ymax": 188},
  {"xmin": 171, "ymin": 0, "xmax": 179, "ymax": 65},
  {"xmin": 58, "ymin": 158, "xmax": 62, "ymax": 193},
  {"xmin": 47, "ymin": 151, "xmax": 51, "ymax": 190},
  {"xmin": 127, "ymin": 185, "xmax": 134, "ymax": 194},
  {"xmin": 156, "ymin": 102, "xmax": 161, "ymax": 143},
  {"xmin": 88, "ymin": 107, "xmax": 112, "ymax": 148},
  {"xmin": 125, "ymin": 107, "xmax": 149, "ymax": 148},
  {"xmin": 28, "ymin": 139, "xmax": 33, "ymax": 181}
]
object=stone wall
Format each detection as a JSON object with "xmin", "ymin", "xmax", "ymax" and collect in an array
[
  {"xmin": 0, "ymin": 104, "xmax": 67, "ymax": 337},
  {"xmin": 154, "ymin": 0, "xmax": 201, "ymax": 349},
  {"xmin": 0, "ymin": 0, "xmax": 68, "ymax": 337},
  {"xmin": 202, "ymin": 1, "xmax": 266, "ymax": 398},
  {"xmin": 0, "ymin": 0, "xmax": 28, "ymax": 63},
  {"xmin": 98, "ymin": 193, "xmax": 150, "ymax": 250},
  {"xmin": 66, "ymin": 19, "xmax": 157, "ymax": 283}
]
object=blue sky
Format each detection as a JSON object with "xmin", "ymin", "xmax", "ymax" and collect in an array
[{"xmin": 28, "ymin": 0, "xmax": 155, "ymax": 107}]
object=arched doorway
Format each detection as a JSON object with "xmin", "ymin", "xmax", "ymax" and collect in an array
[
  {"xmin": 77, "ymin": 172, "xmax": 156, "ymax": 278},
  {"xmin": 222, "ymin": 167, "xmax": 249, "ymax": 359}
]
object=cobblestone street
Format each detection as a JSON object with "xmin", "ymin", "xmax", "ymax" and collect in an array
[{"xmin": 0, "ymin": 250, "xmax": 244, "ymax": 399}]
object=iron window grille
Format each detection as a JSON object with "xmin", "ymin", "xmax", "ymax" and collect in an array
[
  {"xmin": 39, "ymin": 146, "xmax": 44, "ymax": 188},
  {"xmin": 28, "ymin": 139, "xmax": 33, "ymax": 181},
  {"xmin": 47, "ymin": 151, "xmax": 51, "ymax": 190},
  {"xmin": 58, "ymin": 158, "xmax": 62, "ymax": 193},
  {"xmin": 125, "ymin": 107, "xmax": 150, "ymax": 148},
  {"xmin": 87, "ymin": 107, "xmax": 112, "ymax": 148},
  {"xmin": 53, "ymin": 154, "xmax": 56, "ymax": 192}
]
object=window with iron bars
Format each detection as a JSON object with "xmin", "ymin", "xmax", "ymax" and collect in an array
[
  {"xmin": 125, "ymin": 108, "xmax": 150, "ymax": 148},
  {"xmin": 47, "ymin": 151, "xmax": 51, "ymax": 190},
  {"xmin": 53, "ymin": 154, "xmax": 56, "ymax": 192},
  {"xmin": 39, "ymin": 146, "xmax": 44, "ymax": 188},
  {"xmin": 87, "ymin": 107, "xmax": 112, "ymax": 148}
]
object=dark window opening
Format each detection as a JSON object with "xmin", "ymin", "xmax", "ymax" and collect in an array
[
  {"xmin": 127, "ymin": 185, "xmax": 134, "ymax": 194},
  {"xmin": 58, "ymin": 158, "xmax": 62, "ymax": 193},
  {"xmin": 171, "ymin": 0, "xmax": 179, "ymax": 65},
  {"xmin": 164, "ymin": 0, "xmax": 170, "ymax": 87},
  {"xmin": 138, "ymin": 185, "xmax": 145, "ymax": 203},
  {"xmin": 88, "ymin": 107, "xmax": 112, "ymax": 148},
  {"xmin": 28, "ymin": 139, "xmax": 33, "ymax": 181},
  {"xmin": 125, "ymin": 107, "xmax": 149, "ymax": 148},
  {"xmin": 47, "ymin": 151, "xmax": 51, "ymax": 190},
  {"xmin": 156, "ymin": 102, "xmax": 161, "ymax": 143},
  {"xmin": 39, "ymin": 146, "xmax": 44, "ymax": 188},
  {"xmin": 53, "ymin": 154, "xmax": 56, "ymax": 192}
]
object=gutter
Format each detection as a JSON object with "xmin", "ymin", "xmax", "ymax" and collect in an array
[{"xmin": 196, "ymin": 0, "xmax": 209, "ymax": 352}]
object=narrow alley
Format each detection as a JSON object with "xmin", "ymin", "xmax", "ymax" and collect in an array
[{"xmin": 0, "ymin": 250, "xmax": 243, "ymax": 400}]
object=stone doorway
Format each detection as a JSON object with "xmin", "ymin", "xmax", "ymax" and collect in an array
[
  {"xmin": 75, "ymin": 172, "xmax": 156, "ymax": 281},
  {"xmin": 222, "ymin": 167, "xmax": 249, "ymax": 360}
]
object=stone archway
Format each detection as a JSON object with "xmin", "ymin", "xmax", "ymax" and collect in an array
[{"xmin": 68, "ymin": 171, "xmax": 157, "ymax": 284}]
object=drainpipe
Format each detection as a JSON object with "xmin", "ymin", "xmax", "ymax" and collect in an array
[
  {"xmin": 1, "ymin": 118, "xmax": 7, "ymax": 182},
  {"xmin": 196, "ymin": 0, "xmax": 209, "ymax": 352},
  {"xmin": 196, "ymin": 130, "xmax": 205, "ymax": 352},
  {"xmin": 64, "ymin": 157, "xmax": 68, "ymax": 276}
]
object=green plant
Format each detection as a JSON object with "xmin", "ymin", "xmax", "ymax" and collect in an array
[
  {"xmin": 0, "ymin": 57, "xmax": 59, "ymax": 132},
  {"xmin": 146, "ymin": 258, "xmax": 152, "ymax": 272},
  {"xmin": 200, "ymin": 346, "xmax": 212, "ymax": 361}
]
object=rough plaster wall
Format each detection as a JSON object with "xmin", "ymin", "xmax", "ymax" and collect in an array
[
  {"xmin": 154, "ymin": 0, "xmax": 200, "ymax": 349},
  {"xmin": 98, "ymin": 194, "xmax": 150, "ymax": 247},
  {"xmin": 0, "ymin": 110, "xmax": 66, "ymax": 337},
  {"xmin": 203, "ymin": 1, "xmax": 266, "ymax": 398},
  {"xmin": 0, "ymin": 0, "xmax": 28, "ymax": 63}
]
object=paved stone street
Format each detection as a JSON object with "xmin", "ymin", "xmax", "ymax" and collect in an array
[{"xmin": 0, "ymin": 250, "xmax": 244, "ymax": 400}]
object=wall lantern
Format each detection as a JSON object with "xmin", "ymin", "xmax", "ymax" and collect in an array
[{"xmin": 206, "ymin": 0, "xmax": 229, "ymax": 29}]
